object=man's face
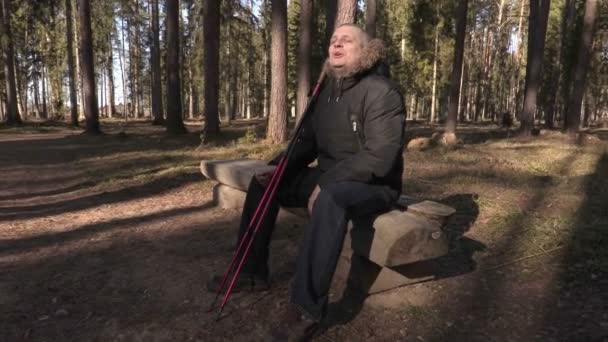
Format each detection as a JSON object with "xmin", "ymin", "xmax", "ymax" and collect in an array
[{"xmin": 328, "ymin": 26, "xmax": 364, "ymax": 71}]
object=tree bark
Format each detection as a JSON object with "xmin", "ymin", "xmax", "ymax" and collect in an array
[
  {"xmin": 564, "ymin": 0, "xmax": 597, "ymax": 133},
  {"xmin": 118, "ymin": 16, "xmax": 128, "ymax": 119},
  {"xmin": 42, "ymin": 67, "xmax": 48, "ymax": 119},
  {"xmin": 520, "ymin": 0, "xmax": 550, "ymax": 136},
  {"xmin": 296, "ymin": 0, "xmax": 312, "ymax": 123},
  {"xmin": 334, "ymin": 0, "xmax": 357, "ymax": 27},
  {"xmin": 188, "ymin": 66, "xmax": 197, "ymax": 119},
  {"xmin": 365, "ymin": 0, "xmax": 377, "ymax": 37},
  {"xmin": 66, "ymin": 0, "xmax": 78, "ymax": 125},
  {"xmin": 33, "ymin": 73, "xmax": 41, "ymax": 116},
  {"xmin": 203, "ymin": 0, "xmax": 220, "ymax": 137},
  {"xmin": 445, "ymin": 0, "xmax": 468, "ymax": 134},
  {"xmin": 133, "ymin": 0, "xmax": 142, "ymax": 118},
  {"xmin": 430, "ymin": 23, "xmax": 439, "ymax": 123},
  {"xmin": 100, "ymin": 70, "xmax": 105, "ymax": 118},
  {"xmin": 78, "ymin": 0, "xmax": 100, "ymax": 133},
  {"xmin": 150, "ymin": 0, "xmax": 164, "ymax": 124},
  {"xmin": 267, "ymin": 0, "xmax": 288, "ymax": 143},
  {"xmin": 263, "ymin": 22, "xmax": 271, "ymax": 118},
  {"xmin": 0, "ymin": 0, "xmax": 22, "ymax": 125},
  {"xmin": 107, "ymin": 33, "xmax": 115, "ymax": 118},
  {"xmin": 165, "ymin": 0, "xmax": 186, "ymax": 134}
]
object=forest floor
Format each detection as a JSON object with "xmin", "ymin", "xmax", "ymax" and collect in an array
[{"xmin": 1, "ymin": 120, "xmax": 607, "ymax": 342}]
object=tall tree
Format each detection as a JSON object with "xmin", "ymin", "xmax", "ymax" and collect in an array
[
  {"xmin": 165, "ymin": 0, "xmax": 186, "ymax": 134},
  {"xmin": 296, "ymin": 0, "xmax": 312, "ymax": 122},
  {"xmin": 107, "ymin": 32, "xmax": 115, "ymax": 118},
  {"xmin": 203, "ymin": 0, "xmax": 220, "ymax": 138},
  {"xmin": 334, "ymin": 0, "xmax": 357, "ymax": 26},
  {"xmin": 519, "ymin": 0, "xmax": 551, "ymax": 136},
  {"xmin": 365, "ymin": 0, "xmax": 377, "ymax": 37},
  {"xmin": 0, "ymin": 0, "xmax": 22, "ymax": 125},
  {"xmin": 445, "ymin": 0, "xmax": 469, "ymax": 135},
  {"xmin": 66, "ymin": 0, "xmax": 79, "ymax": 126},
  {"xmin": 564, "ymin": 0, "xmax": 597, "ymax": 133},
  {"xmin": 430, "ymin": 4, "xmax": 439, "ymax": 123},
  {"xmin": 150, "ymin": 0, "xmax": 164, "ymax": 125},
  {"xmin": 78, "ymin": 0, "xmax": 100, "ymax": 133},
  {"xmin": 267, "ymin": 0, "xmax": 288, "ymax": 143}
]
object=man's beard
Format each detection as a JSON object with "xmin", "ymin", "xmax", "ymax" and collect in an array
[{"xmin": 328, "ymin": 63, "xmax": 358, "ymax": 78}]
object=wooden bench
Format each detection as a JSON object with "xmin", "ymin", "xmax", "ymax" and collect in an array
[{"xmin": 201, "ymin": 159, "xmax": 456, "ymax": 294}]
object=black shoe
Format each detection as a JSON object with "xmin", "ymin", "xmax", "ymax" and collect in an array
[
  {"xmin": 206, "ymin": 272, "xmax": 270, "ymax": 293},
  {"xmin": 268, "ymin": 305, "xmax": 322, "ymax": 342}
]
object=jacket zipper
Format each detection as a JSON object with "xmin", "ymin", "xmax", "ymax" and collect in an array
[{"xmin": 349, "ymin": 113, "xmax": 363, "ymax": 151}]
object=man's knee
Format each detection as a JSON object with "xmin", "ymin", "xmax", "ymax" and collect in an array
[
  {"xmin": 316, "ymin": 182, "xmax": 362, "ymax": 206},
  {"xmin": 315, "ymin": 184, "xmax": 349, "ymax": 209}
]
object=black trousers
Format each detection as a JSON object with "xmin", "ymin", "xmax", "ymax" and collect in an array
[{"xmin": 237, "ymin": 167, "xmax": 397, "ymax": 321}]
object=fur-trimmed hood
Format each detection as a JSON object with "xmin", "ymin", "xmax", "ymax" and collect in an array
[{"xmin": 324, "ymin": 38, "xmax": 387, "ymax": 79}]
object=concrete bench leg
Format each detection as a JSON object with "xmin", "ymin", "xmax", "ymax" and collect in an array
[
  {"xmin": 213, "ymin": 183, "xmax": 248, "ymax": 210},
  {"xmin": 332, "ymin": 235, "xmax": 435, "ymax": 296}
]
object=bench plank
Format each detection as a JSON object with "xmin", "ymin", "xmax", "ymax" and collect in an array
[{"xmin": 201, "ymin": 159, "xmax": 268, "ymax": 191}]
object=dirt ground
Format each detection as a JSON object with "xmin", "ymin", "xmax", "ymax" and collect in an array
[{"xmin": 1, "ymin": 121, "xmax": 607, "ymax": 341}]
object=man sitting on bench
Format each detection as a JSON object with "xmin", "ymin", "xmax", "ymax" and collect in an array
[{"xmin": 207, "ymin": 24, "xmax": 406, "ymax": 340}]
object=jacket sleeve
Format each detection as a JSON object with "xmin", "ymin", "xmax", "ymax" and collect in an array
[
  {"xmin": 317, "ymin": 86, "xmax": 405, "ymax": 187},
  {"xmin": 268, "ymin": 113, "xmax": 318, "ymax": 176}
]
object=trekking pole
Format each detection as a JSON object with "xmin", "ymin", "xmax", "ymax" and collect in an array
[
  {"xmin": 206, "ymin": 155, "xmax": 287, "ymax": 312},
  {"xmin": 211, "ymin": 71, "xmax": 326, "ymax": 320}
]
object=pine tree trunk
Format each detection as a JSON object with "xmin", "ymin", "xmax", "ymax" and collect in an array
[
  {"xmin": 365, "ymin": 0, "xmax": 377, "ymax": 37},
  {"xmin": 73, "ymin": 2, "xmax": 84, "ymax": 120},
  {"xmin": 559, "ymin": 0, "xmax": 575, "ymax": 124},
  {"xmin": 78, "ymin": 0, "xmax": 100, "ymax": 133},
  {"xmin": 0, "ymin": 0, "xmax": 22, "ymax": 125},
  {"xmin": 247, "ymin": 0, "xmax": 255, "ymax": 119},
  {"xmin": 430, "ymin": 25, "xmax": 439, "ymax": 123},
  {"xmin": 267, "ymin": 0, "xmax": 288, "ymax": 143},
  {"xmin": 165, "ymin": 0, "xmax": 186, "ymax": 134},
  {"xmin": 65, "ymin": 0, "xmax": 79, "ymax": 125},
  {"xmin": 107, "ymin": 34, "xmax": 115, "ymax": 118},
  {"xmin": 119, "ymin": 16, "xmax": 128, "ymax": 119},
  {"xmin": 150, "ymin": 0, "xmax": 164, "ymax": 124},
  {"xmin": 134, "ymin": 0, "xmax": 142, "ymax": 118},
  {"xmin": 188, "ymin": 66, "xmax": 197, "ymax": 119},
  {"xmin": 564, "ymin": 0, "xmax": 597, "ymax": 133},
  {"xmin": 296, "ymin": 0, "xmax": 312, "ymax": 123},
  {"xmin": 458, "ymin": 59, "xmax": 467, "ymax": 121},
  {"xmin": 42, "ymin": 68, "xmax": 48, "ymax": 119},
  {"xmin": 334, "ymin": 0, "xmax": 357, "ymax": 27},
  {"xmin": 0, "ymin": 91, "xmax": 4, "ymax": 121},
  {"xmin": 15, "ymin": 59, "xmax": 26, "ymax": 119},
  {"xmin": 229, "ymin": 24, "xmax": 238, "ymax": 121},
  {"xmin": 514, "ymin": 0, "xmax": 526, "ymax": 64},
  {"xmin": 445, "ymin": 0, "xmax": 468, "ymax": 134},
  {"xmin": 520, "ymin": 0, "xmax": 550, "ymax": 136},
  {"xmin": 126, "ymin": 14, "xmax": 136, "ymax": 118},
  {"xmin": 203, "ymin": 0, "xmax": 220, "ymax": 137},
  {"xmin": 263, "ymin": 29, "xmax": 271, "ymax": 118},
  {"xmin": 33, "ymin": 73, "xmax": 41, "ymax": 117},
  {"xmin": 100, "ymin": 71, "xmax": 105, "ymax": 118}
]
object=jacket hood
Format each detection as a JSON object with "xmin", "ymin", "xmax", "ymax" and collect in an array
[{"xmin": 324, "ymin": 38, "xmax": 387, "ymax": 79}]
